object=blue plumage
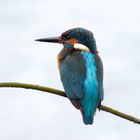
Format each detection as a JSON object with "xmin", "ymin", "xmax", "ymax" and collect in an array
[
  {"xmin": 80, "ymin": 51, "xmax": 98, "ymax": 124},
  {"xmin": 36, "ymin": 27, "xmax": 104, "ymax": 125},
  {"xmin": 59, "ymin": 49, "xmax": 86, "ymax": 100}
]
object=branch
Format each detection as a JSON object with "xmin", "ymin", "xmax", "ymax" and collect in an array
[{"xmin": 0, "ymin": 82, "xmax": 140, "ymax": 125}]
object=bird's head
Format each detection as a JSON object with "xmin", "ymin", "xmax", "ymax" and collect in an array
[{"xmin": 36, "ymin": 27, "xmax": 97, "ymax": 52}]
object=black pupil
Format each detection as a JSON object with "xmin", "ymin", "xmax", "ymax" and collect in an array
[{"xmin": 62, "ymin": 35, "xmax": 70, "ymax": 40}]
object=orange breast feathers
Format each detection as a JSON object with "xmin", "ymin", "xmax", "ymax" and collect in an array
[
  {"xmin": 57, "ymin": 48, "xmax": 71, "ymax": 70},
  {"xmin": 57, "ymin": 54, "xmax": 64, "ymax": 70}
]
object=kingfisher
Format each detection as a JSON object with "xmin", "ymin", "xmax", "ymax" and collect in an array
[{"xmin": 36, "ymin": 27, "xmax": 104, "ymax": 125}]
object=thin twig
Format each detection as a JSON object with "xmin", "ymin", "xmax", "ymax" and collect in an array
[{"xmin": 0, "ymin": 82, "xmax": 140, "ymax": 124}]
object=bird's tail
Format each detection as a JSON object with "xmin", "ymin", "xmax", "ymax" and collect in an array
[
  {"xmin": 81, "ymin": 108, "xmax": 97, "ymax": 125},
  {"xmin": 83, "ymin": 115, "xmax": 93, "ymax": 125}
]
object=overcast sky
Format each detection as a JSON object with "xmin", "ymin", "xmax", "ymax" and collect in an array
[{"xmin": 0, "ymin": 0, "xmax": 140, "ymax": 140}]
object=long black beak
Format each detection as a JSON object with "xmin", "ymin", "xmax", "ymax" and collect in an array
[{"xmin": 35, "ymin": 36, "xmax": 63, "ymax": 43}]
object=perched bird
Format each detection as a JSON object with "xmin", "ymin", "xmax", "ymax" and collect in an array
[{"xmin": 36, "ymin": 27, "xmax": 104, "ymax": 125}]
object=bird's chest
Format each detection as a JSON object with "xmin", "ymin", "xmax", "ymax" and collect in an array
[
  {"xmin": 57, "ymin": 50, "xmax": 97, "ymax": 86},
  {"xmin": 57, "ymin": 49, "xmax": 86, "ymax": 72}
]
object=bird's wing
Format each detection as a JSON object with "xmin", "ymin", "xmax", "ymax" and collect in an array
[
  {"xmin": 94, "ymin": 54, "xmax": 104, "ymax": 102},
  {"xmin": 60, "ymin": 51, "xmax": 86, "ymax": 100}
]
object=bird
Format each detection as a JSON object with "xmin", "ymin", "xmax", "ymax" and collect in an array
[{"xmin": 36, "ymin": 27, "xmax": 104, "ymax": 125}]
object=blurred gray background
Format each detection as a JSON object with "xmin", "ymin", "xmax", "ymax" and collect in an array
[{"xmin": 0, "ymin": 0, "xmax": 140, "ymax": 139}]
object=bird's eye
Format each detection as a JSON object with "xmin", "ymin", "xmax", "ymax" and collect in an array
[
  {"xmin": 62, "ymin": 35, "xmax": 70, "ymax": 40},
  {"xmin": 66, "ymin": 35, "xmax": 70, "ymax": 39}
]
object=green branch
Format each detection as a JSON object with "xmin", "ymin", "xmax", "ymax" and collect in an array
[{"xmin": 0, "ymin": 82, "xmax": 140, "ymax": 125}]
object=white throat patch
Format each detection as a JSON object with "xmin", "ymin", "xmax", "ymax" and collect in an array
[{"xmin": 74, "ymin": 43, "xmax": 90, "ymax": 52}]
